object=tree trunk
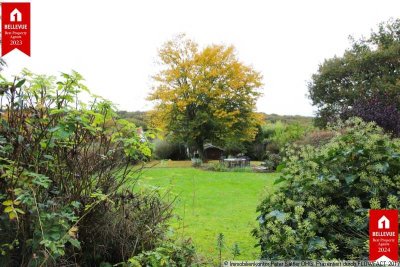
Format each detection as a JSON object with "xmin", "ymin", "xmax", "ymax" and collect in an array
[{"xmin": 195, "ymin": 139, "xmax": 205, "ymax": 160}]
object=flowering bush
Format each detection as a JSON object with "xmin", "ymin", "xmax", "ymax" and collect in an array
[{"xmin": 254, "ymin": 118, "xmax": 400, "ymax": 260}]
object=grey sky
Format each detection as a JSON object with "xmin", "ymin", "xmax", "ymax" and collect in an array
[{"xmin": 2, "ymin": 0, "xmax": 400, "ymax": 116}]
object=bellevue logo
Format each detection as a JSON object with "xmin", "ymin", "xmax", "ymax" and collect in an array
[
  {"xmin": 10, "ymin": 8, "xmax": 22, "ymax": 22},
  {"xmin": 1, "ymin": 2, "xmax": 31, "ymax": 56},
  {"xmin": 377, "ymin": 215, "xmax": 390, "ymax": 229},
  {"xmin": 369, "ymin": 210, "xmax": 398, "ymax": 262}
]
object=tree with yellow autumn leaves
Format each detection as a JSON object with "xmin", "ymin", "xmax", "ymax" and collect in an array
[{"xmin": 148, "ymin": 34, "xmax": 263, "ymax": 158}]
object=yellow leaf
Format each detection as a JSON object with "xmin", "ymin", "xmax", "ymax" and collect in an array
[
  {"xmin": 4, "ymin": 206, "xmax": 13, "ymax": 213},
  {"xmin": 8, "ymin": 211, "xmax": 17, "ymax": 220},
  {"xmin": 2, "ymin": 200, "xmax": 13, "ymax": 206},
  {"xmin": 68, "ymin": 226, "xmax": 78, "ymax": 238}
]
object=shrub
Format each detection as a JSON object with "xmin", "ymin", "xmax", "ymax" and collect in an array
[
  {"xmin": 265, "ymin": 143, "xmax": 280, "ymax": 155},
  {"xmin": 125, "ymin": 239, "xmax": 197, "ymax": 267},
  {"xmin": 295, "ymin": 130, "xmax": 336, "ymax": 147},
  {"xmin": 342, "ymin": 91, "xmax": 400, "ymax": 137},
  {"xmin": 263, "ymin": 121, "xmax": 312, "ymax": 148},
  {"xmin": 191, "ymin": 158, "xmax": 203, "ymax": 167},
  {"xmin": 203, "ymin": 162, "xmax": 253, "ymax": 173},
  {"xmin": 153, "ymin": 139, "xmax": 187, "ymax": 160},
  {"xmin": 263, "ymin": 152, "xmax": 281, "ymax": 172},
  {"xmin": 254, "ymin": 118, "xmax": 400, "ymax": 260},
  {"xmin": 204, "ymin": 162, "xmax": 228, "ymax": 172},
  {"xmin": 79, "ymin": 189, "xmax": 174, "ymax": 265},
  {"xmin": 0, "ymin": 71, "xmax": 172, "ymax": 266}
]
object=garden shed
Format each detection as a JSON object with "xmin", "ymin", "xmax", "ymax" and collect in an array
[{"xmin": 204, "ymin": 144, "xmax": 224, "ymax": 160}]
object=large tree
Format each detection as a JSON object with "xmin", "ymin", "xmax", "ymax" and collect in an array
[
  {"xmin": 308, "ymin": 18, "xmax": 400, "ymax": 127},
  {"xmin": 148, "ymin": 35, "xmax": 263, "ymax": 158}
]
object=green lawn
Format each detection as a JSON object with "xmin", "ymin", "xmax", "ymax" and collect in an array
[{"xmin": 133, "ymin": 163, "xmax": 278, "ymax": 262}]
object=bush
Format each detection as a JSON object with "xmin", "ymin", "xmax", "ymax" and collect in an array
[
  {"xmin": 125, "ymin": 239, "xmax": 197, "ymax": 267},
  {"xmin": 263, "ymin": 152, "xmax": 281, "ymax": 172},
  {"xmin": 191, "ymin": 158, "xmax": 203, "ymax": 167},
  {"xmin": 204, "ymin": 162, "xmax": 228, "ymax": 172},
  {"xmin": 254, "ymin": 118, "xmax": 400, "ymax": 260},
  {"xmin": 79, "ymin": 190, "xmax": 173, "ymax": 265},
  {"xmin": 0, "ymin": 71, "xmax": 174, "ymax": 266},
  {"xmin": 342, "ymin": 91, "xmax": 400, "ymax": 137},
  {"xmin": 203, "ymin": 162, "xmax": 253, "ymax": 173},
  {"xmin": 154, "ymin": 139, "xmax": 188, "ymax": 160},
  {"xmin": 295, "ymin": 130, "xmax": 336, "ymax": 147}
]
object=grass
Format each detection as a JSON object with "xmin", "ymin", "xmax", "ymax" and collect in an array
[{"xmin": 132, "ymin": 161, "xmax": 278, "ymax": 262}]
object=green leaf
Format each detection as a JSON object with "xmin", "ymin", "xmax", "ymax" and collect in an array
[
  {"xmin": 14, "ymin": 208, "xmax": 25, "ymax": 214},
  {"xmin": 307, "ymin": 237, "xmax": 327, "ymax": 252},
  {"xmin": 327, "ymin": 175, "xmax": 338, "ymax": 181},
  {"xmin": 374, "ymin": 162, "xmax": 389, "ymax": 173},
  {"xmin": 69, "ymin": 238, "xmax": 81, "ymax": 249},
  {"xmin": 267, "ymin": 210, "xmax": 286, "ymax": 222},
  {"xmin": 43, "ymin": 155, "xmax": 54, "ymax": 160},
  {"xmin": 15, "ymin": 79, "xmax": 26, "ymax": 88},
  {"xmin": 276, "ymin": 163, "xmax": 286, "ymax": 172},
  {"xmin": 345, "ymin": 174, "xmax": 356, "ymax": 185},
  {"xmin": 30, "ymin": 173, "xmax": 52, "ymax": 188},
  {"xmin": 273, "ymin": 176, "xmax": 286, "ymax": 185}
]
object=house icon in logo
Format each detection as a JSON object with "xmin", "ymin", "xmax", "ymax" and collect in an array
[
  {"xmin": 378, "ymin": 215, "xmax": 390, "ymax": 229},
  {"xmin": 10, "ymin": 8, "xmax": 22, "ymax": 22}
]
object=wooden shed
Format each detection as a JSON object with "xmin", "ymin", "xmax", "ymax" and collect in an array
[{"xmin": 204, "ymin": 144, "xmax": 224, "ymax": 160}]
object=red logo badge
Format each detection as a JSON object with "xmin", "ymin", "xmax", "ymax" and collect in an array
[
  {"xmin": 1, "ymin": 2, "xmax": 31, "ymax": 56},
  {"xmin": 369, "ymin": 209, "xmax": 398, "ymax": 262}
]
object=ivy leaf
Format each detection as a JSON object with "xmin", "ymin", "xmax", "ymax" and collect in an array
[
  {"xmin": 345, "ymin": 174, "xmax": 356, "ymax": 185},
  {"xmin": 69, "ymin": 238, "xmax": 81, "ymax": 249},
  {"xmin": 273, "ymin": 176, "xmax": 286, "ymax": 185},
  {"xmin": 276, "ymin": 163, "xmax": 286, "ymax": 172},
  {"xmin": 267, "ymin": 210, "xmax": 286, "ymax": 222},
  {"xmin": 374, "ymin": 162, "xmax": 389, "ymax": 173},
  {"xmin": 307, "ymin": 237, "xmax": 327, "ymax": 252}
]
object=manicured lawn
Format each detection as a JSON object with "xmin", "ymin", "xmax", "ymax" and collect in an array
[{"xmin": 133, "ymin": 163, "xmax": 278, "ymax": 262}]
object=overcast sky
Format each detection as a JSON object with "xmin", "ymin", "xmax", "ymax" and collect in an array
[{"xmin": 2, "ymin": 0, "xmax": 400, "ymax": 116}]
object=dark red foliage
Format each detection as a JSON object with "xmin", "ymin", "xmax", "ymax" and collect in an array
[{"xmin": 343, "ymin": 92, "xmax": 400, "ymax": 137}]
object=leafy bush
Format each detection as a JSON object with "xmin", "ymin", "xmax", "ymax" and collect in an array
[
  {"xmin": 342, "ymin": 91, "xmax": 400, "ymax": 137},
  {"xmin": 263, "ymin": 152, "xmax": 281, "ymax": 172},
  {"xmin": 153, "ymin": 139, "xmax": 187, "ymax": 160},
  {"xmin": 204, "ymin": 162, "xmax": 228, "ymax": 172},
  {"xmin": 203, "ymin": 162, "xmax": 253, "ymax": 173},
  {"xmin": 265, "ymin": 143, "xmax": 280, "ymax": 155},
  {"xmin": 79, "ymin": 189, "xmax": 173, "ymax": 265},
  {"xmin": 254, "ymin": 118, "xmax": 400, "ymax": 260},
  {"xmin": 295, "ymin": 130, "xmax": 336, "ymax": 147},
  {"xmin": 124, "ymin": 239, "xmax": 197, "ymax": 267},
  {"xmin": 263, "ymin": 121, "xmax": 312, "ymax": 148},
  {"xmin": 191, "ymin": 158, "xmax": 203, "ymax": 167},
  {"xmin": 0, "ymin": 70, "xmax": 173, "ymax": 266}
]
